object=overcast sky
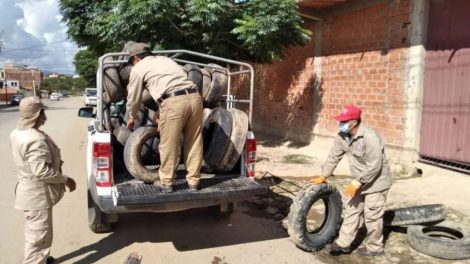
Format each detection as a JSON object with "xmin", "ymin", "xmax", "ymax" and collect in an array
[{"xmin": 0, "ymin": 0, "xmax": 79, "ymax": 75}]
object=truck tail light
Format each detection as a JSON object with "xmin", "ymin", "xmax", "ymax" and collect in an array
[
  {"xmin": 245, "ymin": 131, "xmax": 256, "ymax": 177},
  {"xmin": 93, "ymin": 142, "xmax": 113, "ymax": 187}
]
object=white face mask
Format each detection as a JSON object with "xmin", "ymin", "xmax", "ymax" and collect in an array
[{"xmin": 339, "ymin": 120, "xmax": 356, "ymax": 133}]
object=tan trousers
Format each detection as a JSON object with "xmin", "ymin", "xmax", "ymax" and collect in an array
[
  {"xmin": 23, "ymin": 208, "xmax": 53, "ymax": 264},
  {"xmin": 158, "ymin": 93, "xmax": 203, "ymax": 186},
  {"xmin": 335, "ymin": 190, "xmax": 388, "ymax": 253}
]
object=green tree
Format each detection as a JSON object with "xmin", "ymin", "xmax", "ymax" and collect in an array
[
  {"xmin": 73, "ymin": 49, "xmax": 98, "ymax": 86},
  {"xmin": 59, "ymin": 0, "xmax": 310, "ymax": 63}
]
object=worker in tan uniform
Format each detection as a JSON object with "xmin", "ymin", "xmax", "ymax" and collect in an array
[
  {"xmin": 125, "ymin": 43, "xmax": 203, "ymax": 193},
  {"xmin": 10, "ymin": 97, "xmax": 76, "ymax": 264},
  {"xmin": 310, "ymin": 105, "xmax": 392, "ymax": 256}
]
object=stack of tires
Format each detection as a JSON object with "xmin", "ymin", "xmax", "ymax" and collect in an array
[{"xmin": 107, "ymin": 43, "xmax": 249, "ymax": 183}]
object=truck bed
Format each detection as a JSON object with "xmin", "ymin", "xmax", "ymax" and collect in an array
[{"xmin": 112, "ymin": 163, "xmax": 266, "ymax": 206}]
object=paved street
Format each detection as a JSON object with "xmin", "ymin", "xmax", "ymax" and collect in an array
[{"xmin": 0, "ymin": 96, "xmax": 318, "ymax": 264}]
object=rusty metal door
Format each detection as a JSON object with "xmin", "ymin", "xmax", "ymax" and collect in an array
[{"xmin": 420, "ymin": 0, "xmax": 470, "ymax": 170}]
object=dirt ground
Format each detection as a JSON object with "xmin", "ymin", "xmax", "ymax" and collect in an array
[{"xmin": 246, "ymin": 132, "xmax": 470, "ymax": 264}]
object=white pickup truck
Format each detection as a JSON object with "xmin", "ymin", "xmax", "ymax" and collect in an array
[{"xmin": 78, "ymin": 50, "xmax": 266, "ymax": 233}]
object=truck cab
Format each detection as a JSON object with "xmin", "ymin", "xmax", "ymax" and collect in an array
[{"xmin": 78, "ymin": 50, "xmax": 266, "ymax": 233}]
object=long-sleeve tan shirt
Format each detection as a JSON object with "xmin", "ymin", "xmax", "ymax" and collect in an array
[
  {"xmin": 126, "ymin": 56, "xmax": 195, "ymax": 119},
  {"xmin": 321, "ymin": 125, "xmax": 392, "ymax": 194},
  {"xmin": 10, "ymin": 128, "xmax": 67, "ymax": 210}
]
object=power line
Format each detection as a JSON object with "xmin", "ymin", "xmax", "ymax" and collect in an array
[{"xmin": 2, "ymin": 40, "xmax": 70, "ymax": 51}]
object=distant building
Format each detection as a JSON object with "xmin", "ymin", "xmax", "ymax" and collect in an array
[{"xmin": 2, "ymin": 64, "xmax": 43, "ymax": 91}]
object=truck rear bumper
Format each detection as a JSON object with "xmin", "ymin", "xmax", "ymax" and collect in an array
[{"xmin": 96, "ymin": 176, "xmax": 267, "ymax": 213}]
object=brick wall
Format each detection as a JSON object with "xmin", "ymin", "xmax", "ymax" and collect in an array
[
  {"xmin": 4, "ymin": 68, "xmax": 42, "ymax": 90},
  {"xmin": 232, "ymin": 1, "xmax": 413, "ymax": 148},
  {"xmin": 318, "ymin": 1, "xmax": 412, "ymax": 147},
  {"xmin": 231, "ymin": 19, "xmax": 317, "ymax": 142}
]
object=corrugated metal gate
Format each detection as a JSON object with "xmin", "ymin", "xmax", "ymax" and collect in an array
[{"xmin": 419, "ymin": 0, "xmax": 470, "ymax": 172}]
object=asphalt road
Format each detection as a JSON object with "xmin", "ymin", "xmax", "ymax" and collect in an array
[{"xmin": 0, "ymin": 96, "xmax": 320, "ymax": 264}]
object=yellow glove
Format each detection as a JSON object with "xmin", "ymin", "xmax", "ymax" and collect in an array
[
  {"xmin": 309, "ymin": 175, "xmax": 326, "ymax": 185},
  {"xmin": 343, "ymin": 179, "xmax": 361, "ymax": 197}
]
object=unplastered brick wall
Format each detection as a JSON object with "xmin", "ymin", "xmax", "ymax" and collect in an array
[
  {"xmin": 318, "ymin": 0, "xmax": 411, "ymax": 147},
  {"xmin": 231, "ymin": 19, "xmax": 317, "ymax": 142}
]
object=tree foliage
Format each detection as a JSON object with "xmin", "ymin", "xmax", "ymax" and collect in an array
[
  {"xmin": 73, "ymin": 49, "xmax": 98, "ymax": 86},
  {"xmin": 41, "ymin": 75, "xmax": 88, "ymax": 94},
  {"xmin": 60, "ymin": 0, "xmax": 310, "ymax": 63}
]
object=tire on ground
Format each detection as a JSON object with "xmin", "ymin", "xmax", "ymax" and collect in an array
[
  {"xmin": 203, "ymin": 63, "xmax": 227, "ymax": 108},
  {"xmin": 384, "ymin": 204, "xmax": 447, "ymax": 227},
  {"xmin": 184, "ymin": 64, "xmax": 203, "ymax": 96},
  {"xmin": 407, "ymin": 220, "xmax": 470, "ymax": 260},
  {"xmin": 124, "ymin": 126, "xmax": 160, "ymax": 183},
  {"xmin": 287, "ymin": 183, "xmax": 343, "ymax": 252},
  {"xmin": 203, "ymin": 107, "xmax": 233, "ymax": 168},
  {"xmin": 103, "ymin": 57, "xmax": 125, "ymax": 105},
  {"xmin": 217, "ymin": 108, "xmax": 248, "ymax": 172}
]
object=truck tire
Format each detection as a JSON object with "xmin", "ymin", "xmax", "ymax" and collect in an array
[
  {"xmin": 217, "ymin": 109, "xmax": 248, "ymax": 172},
  {"xmin": 287, "ymin": 183, "xmax": 343, "ymax": 252},
  {"xmin": 204, "ymin": 63, "xmax": 227, "ymax": 108},
  {"xmin": 203, "ymin": 107, "xmax": 233, "ymax": 168},
  {"xmin": 201, "ymin": 68, "xmax": 211, "ymax": 101},
  {"xmin": 184, "ymin": 64, "xmax": 203, "ymax": 95},
  {"xmin": 407, "ymin": 221, "xmax": 470, "ymax": 260},
  {"xmin": 141, "ymin": 135, "xmax": 161, "ymax": 166},
  {"xmin": 142, "ymin": 89, "xmax": 158, "ymax": 111},
  {"xmin": 119, "ymin": 64, "xmax": 133, "ymax": 88},
  {"xmin": 103, "ymin": 57, "xmax": 125, "ymax": 104},
  {"xmin": 88, "ymin": 189, "xmax": 115, "ymax": 233},
  {"xmin": 384, "ymin": 204, "xmax": 447, "ymax": 227},
  {"xmin": 113, "ymin": 124, "xmax": 132, "ymax": 146},
  {"xmin": 124, "ymin": 126, "xmax": 160, "ymax": 183}
]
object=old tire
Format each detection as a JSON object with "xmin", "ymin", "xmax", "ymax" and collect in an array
[
  {"xmin": 287, "ymin": 183, "xmax": 343, "ymax": 252},
  {"xmin": 123, "ymin": 126, "xmax": 160, "ymax": 183},
  {"xmin": 203, "ymin": 107, "xmax": 233, "ymax": 168},
  {"xmin": 384, "ymin": 204, "xmax": 447, "ymax": 227},
  {"xmin": 217, "ymin": 109, "xmax": 248, "ymax": 172},
  {"xmin": 407, "ymin": 221, "xmax": 470, "ymax": 260},
  {"xmin": 103, "ymin": 57, "xmax": 125, "ymax": 104},
  {"xmin": 201, "ymin": 68, "xmax": 212, "ymax": 101},
  {"xmin": 88, "ymin": 189, "xmax": 115, "ymax": 233},
  {"xmin": 142, "ymin": 89, "xmax": 158, "ymax": 111},
  {"xmin": 113, "ymin": 124, "xmax": 132, "ymax": 146},
  {"xmin": 184, "ymin": 64, "xmax": 203, "ymax": 95},
  {"xmin": 204, "ymin": 63, "xmax": 227, "ymax": 108},
  {"xmin": 119, "ymin": 64, "xmax": 133, "ymax": 88},
  {"xmin": 140, "ymin": 135, "xmax": 161, "ymax": 166}
]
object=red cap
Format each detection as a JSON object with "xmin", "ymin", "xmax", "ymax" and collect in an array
[{"xmin": 335, "ymin": 105, "xmax": 362, "ymax": 121}]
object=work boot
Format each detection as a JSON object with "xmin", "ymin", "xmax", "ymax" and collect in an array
[
  {"xmin": 188, "ymin": 184, "xmax": 199, "ymax": 192},
  {"xmin": 153, "ymin": 181, "xmax": 173, "ymax": 193},
  {"xmin": 46, "ymin": 256, "xmax": 55, "ymax": 264},
  {"xmin": 355, "ymin": 247, "xmax": 384, "ymax": 257},
  {"xmin": 329, "ymin": 242, "xmax": 351, "ymax": 255}
]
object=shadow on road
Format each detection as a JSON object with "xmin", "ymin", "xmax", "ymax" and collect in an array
[{"xmin": 55, "ymin": 178, "xmax": 295, "ymax": 263}]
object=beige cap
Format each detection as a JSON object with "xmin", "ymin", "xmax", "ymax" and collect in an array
[
  {"xmin": 17, "ymin": 96, "xmax": 44, "ymax": 130},
  {"xmin": 126, "ymin": 42, "xmax": 151, "ymax": 58}
]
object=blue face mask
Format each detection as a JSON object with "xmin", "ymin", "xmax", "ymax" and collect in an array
[{"xmin": 339, "ymin": 122, "xmax": 350, "ymax": 133}]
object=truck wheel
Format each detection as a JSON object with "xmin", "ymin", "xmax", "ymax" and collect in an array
[
  {"xmin": 203, "ymin": 107, "xmax": 233, "ymax": 168},
  {"xmin": 184, "ymin": 64, "xmax": 203, "ymax": 96},
  {"xmin": 124, "ymin": 126, "xmax": 160, "ymax": 183},
  {"xmin": 88, "ymin": 190, "xmax": 115, "ymax": 233},
  {"xmin": 103, "ymin": 57, "xmax": 125, "ymax": 104},
  {"xmin": 287, "ymin": 183, "xmax": 343, "ymax": 252},
  {"xmin": 384, "ymin": 204, "xmax": 447, "ymax": 227},
  {"xmin": 203, "ymin": 63, "xmax": 227, "ymax": 108},
  {"xmin": 407, "ymin": 221, "xmax": 470, "ymax": 260},
  {"xmin": 209, "ymin": 202, "xmax": 236, "ymax": 219},
  {"xmin": 217, "ymin": 109, "xmax": 248, "ymax": 172}
]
